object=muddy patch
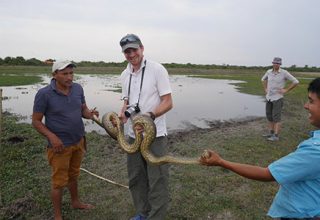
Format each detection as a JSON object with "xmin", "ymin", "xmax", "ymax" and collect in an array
[
  {"xmin": 1, "ymin": 194, "xmax": 37, "ymax": 219},
  {"xmin": 7, "ymin": 136, "xmax": 27, "ymax": 144},
  {"xmin": 168, "ymin": 116, "xmax": 264, "ymax": 142}
]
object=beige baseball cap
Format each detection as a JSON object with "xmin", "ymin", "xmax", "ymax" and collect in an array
[{"xmin": 52, "ymin": 60, "xmax": 76, "ymax": 73}]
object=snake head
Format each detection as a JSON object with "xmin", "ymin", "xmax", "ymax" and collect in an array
[
  {"xmin": 201, "ymin": 150, "xmax": 210, "ymax": 159},
  {"xmin": 101, "ymin": 112, "xmax": 119, "ymax": 140}
]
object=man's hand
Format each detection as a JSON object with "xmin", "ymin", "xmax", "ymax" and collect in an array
[
  {"xmin": 118, "ymin": 112, "xmax": 129, "ymax": 124},
  {"xmin": 146, "ymin": 112, "xmax": 156, "ymax": 121},
  {"xmin": 90, "ymin": 107, "xmax": 99, "ymax": 118},
  {"xmin": 49, "ymin": 135, "xmax": 64, "ymax": 153},
  {"xmin": 279, "ymin": 88, "xmax": 287, "ymax": 94},
  {"xmin": 200, "ymin": 149, "xmax": 223, "ymax": 166},
  {"xmin": 134, "ymin": 124, "xmax": 144, "ymax": 134}
]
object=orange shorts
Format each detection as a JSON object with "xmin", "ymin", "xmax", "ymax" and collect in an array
[{"xmin": 47, "ymin": 137, "xmax": 86, "ymax": 189}]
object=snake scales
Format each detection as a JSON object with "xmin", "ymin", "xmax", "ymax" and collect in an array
[{"xmin": 93, "ymin": 112, "xmax": 201, "ymax": 165}]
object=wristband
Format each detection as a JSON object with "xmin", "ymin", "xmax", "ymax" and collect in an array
[{"xmin": 148, "ymin": 112, "xmax": 156, "ymax": 121}]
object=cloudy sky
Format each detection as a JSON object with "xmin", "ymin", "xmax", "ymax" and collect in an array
[{"xmin": 1, "ymin": 0, "xmax": 319, "ymax": 67}]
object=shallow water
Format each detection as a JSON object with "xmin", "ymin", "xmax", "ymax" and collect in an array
[{"xmin": 1, "ymin": 75, "xmax": 265, "ymax": 133}]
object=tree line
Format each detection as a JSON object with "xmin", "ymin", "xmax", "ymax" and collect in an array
[
  {"xmin": 1, "ymin": 56, "xmax": 319, "ymax": 72},
  {"xmin": 0, "ymin": 56, "xmax": 127, "ymax": 67}
]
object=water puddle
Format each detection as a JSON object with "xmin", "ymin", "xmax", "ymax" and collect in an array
[{"xmin": 1, "ymin": 75, "xmax": 265, "ymax": 133}]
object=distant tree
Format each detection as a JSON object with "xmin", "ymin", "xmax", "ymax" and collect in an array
[
  {"xmin": 25, "ymin": 58, "xmax": 43, "ymax": 66},
  {"xmin": 15, "ymin": 56, "xmax": 26, "ymax": 65},
  {"xmin": 4, "ymin": 56, "xmax": 13, "ymax": 64},
  {"xmin": 0, "ymin": 56, "xmax": 319, "ymax": 71}
]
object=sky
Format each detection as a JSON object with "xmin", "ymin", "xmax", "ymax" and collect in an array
[{"xmin": 1, "ymin": 0, "xmax": 320, "ymax": 67}]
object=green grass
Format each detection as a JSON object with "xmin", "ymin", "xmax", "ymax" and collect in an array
[
  {"xmin": 0, "ymin": 66, "xmax": 124, "ymax": 86},
  {"xmin": 0, "ymin": 65, "xmax": 124, "ymax": 76},
  {"xmin": 0, "ymin": 66, "xmax": 50, "ymax": 75},
  {"xmin": 0, "ymin": 75, "xmax": 43, "ymax": 86},
  {"xmin": 0, "ymin": 67, "xmax": 319, "ymax": 219}
]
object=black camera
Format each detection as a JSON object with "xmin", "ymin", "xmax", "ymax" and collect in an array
[{"xmin": 124, "ymin": 103, "xmax": 140, "ymax": 118}]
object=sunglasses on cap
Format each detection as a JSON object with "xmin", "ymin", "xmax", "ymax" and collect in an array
[{"xmin": 120, "ymin": 34, "xmax": 141, "ymax": 47}]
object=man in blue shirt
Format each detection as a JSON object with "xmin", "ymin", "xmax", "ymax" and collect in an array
[
  {"xmin": 200, "ymin": 78, "xmax": 320, "ymax": 219},
  {"xmin": 32, "ymin": 60, "xmax": 99, "ymax": 220}
]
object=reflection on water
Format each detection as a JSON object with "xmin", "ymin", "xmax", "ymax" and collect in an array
[{"xmin": 1, "ymin": 75, "xmax": 265, "ymax": 133}]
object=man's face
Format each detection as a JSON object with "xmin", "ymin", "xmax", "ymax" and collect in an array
[
  {"xmin": 53, "ymin": 67, "xmax": 74, "ymax": 89},
  {"xmin": 124, "ymin": 46, "xmax": 144, "ymax": 67},
  {"xmin": 304, "ymin": 92, "xmax": 320, "ymax": 128},
  {"xmin": 272, "ymin": 63, "xmax": 281, "ymax": 71}
]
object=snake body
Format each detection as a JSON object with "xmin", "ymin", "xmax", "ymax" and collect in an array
[
  {"xmin": 93, "ymin": 112, "xmax": 200, "ymax": 165},
  {"xmin": 94, "ymin": 112, "xmax": 142, "ymax": 154}
]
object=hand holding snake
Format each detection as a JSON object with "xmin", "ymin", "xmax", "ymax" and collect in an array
[{"xmin": 93, "ymin": 112, "xmax": 206, "ymax": 165}]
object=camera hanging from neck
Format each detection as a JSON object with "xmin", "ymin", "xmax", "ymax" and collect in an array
[{"xmin": 127, "ymin": 60, "xmax": 147, "ymax": 105}]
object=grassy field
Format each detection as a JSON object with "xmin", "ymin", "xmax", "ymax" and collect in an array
[{"xmin": 0, "ymin": 66, "xmax": 319, "ymax": 219}]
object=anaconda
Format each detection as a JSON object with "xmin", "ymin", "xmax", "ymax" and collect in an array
[{"xmin": 93, "ymin": 112, "xmax": 201, "ymax": 165}]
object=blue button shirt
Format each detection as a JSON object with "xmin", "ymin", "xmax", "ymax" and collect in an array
[
  {"xmin": 268, "ymin": 130, "xmax": 320, "ymax": 218},
  {"xmin": 33, "ymin": 79, "xmax": 86, "ymax": 147}
]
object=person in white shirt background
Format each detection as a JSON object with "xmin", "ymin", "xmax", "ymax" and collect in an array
[{"xmin": 261, "ymin": 57, "xmax": 299, "ymax": 141}]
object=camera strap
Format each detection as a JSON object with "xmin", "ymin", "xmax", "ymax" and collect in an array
[{"xmin": 127, "ymin": 60, "xmax": 147, "ymax": 105}]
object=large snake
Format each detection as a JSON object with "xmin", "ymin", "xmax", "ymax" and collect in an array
[{"xmin": 93, "ymin": 112, "xmax": 201, "ymax": 165}]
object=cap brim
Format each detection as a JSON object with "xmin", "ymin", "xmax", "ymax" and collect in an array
[
  {"xmin": 272, "ymin": 62, "xmax": 281, "ymax": 65},
  {"xmin": 52, "ymin": 62, "xmax": 76, "ymax": 73},
  {"xmin": 58, "ymin": 63, "xmax": 76, "ymax": 70},
  {"xmin": 122, "ymin": 43, "xmax": 140, "ymax": 52}
]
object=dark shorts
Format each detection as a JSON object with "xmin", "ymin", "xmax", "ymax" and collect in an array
[{"xmin": 266, "ymin": 98, "xmax": 283, "ymax": 122}]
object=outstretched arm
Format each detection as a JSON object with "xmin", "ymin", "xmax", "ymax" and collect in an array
[{"xmin": 200, "ymin": 150, "xmax": 275, "ymax": 182}]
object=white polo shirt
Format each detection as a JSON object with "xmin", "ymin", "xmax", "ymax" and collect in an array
[
  {"xmin": 261, "ymin": 68, "xmax": 299, "ymax": 101},
  {"xmin": 120, "ymin": 58, "xmax": 172, "ymax": 138}
]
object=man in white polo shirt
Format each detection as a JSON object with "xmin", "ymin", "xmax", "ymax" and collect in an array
[
  {"xmin": 118, "ymin": 34, "xmax": 173, "ymax": 220},
  {"xmin": 261, "ymin": 57, "xmax": 299, "ymax": 141}
]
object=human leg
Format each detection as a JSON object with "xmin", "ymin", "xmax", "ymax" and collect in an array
[
  {"xmin": 268, "ymin": 121, "xmax": 275, "ymax": 132},
  {"xmin": 272, "ymin": 98, "xmax": 283, "ymax": 136},
  {"xmin": 128, "ymin": 137, "xmax": 150, "ymax": 217},
  {"xmin": 147, "ymin": 136, "xmax": 170, "ymax": 220},
  {"xmin": 51, "ymin": 187, "xmax": 63, "ymax": 220},
  {"xmin": 274, "ymin": 122, "xmax": 281, "ymax": 135},
  {"xmin": 264, "ymin": 101, "xmax": 275, "ymax": 136},
  {"xmin": 68, "ymin": 138, "xmax": 93, "ymax": 209},
  {"xmin": 272, "ymin": 99, "xmax": 283, "ymax": 135},
  {"xmin": 267, "ymin": 121, "xmax": 281, "ymax": 141},
  {"xmin": 68, "ymin": 180, "xmax": 93, "ymax": 209},
  {"xmin": 267, "ymin": 98, "xmax": 283, "ymax": 141},
  {"xmin": 266, "ymin": 121, "xmax": 275, "ymax": 134},
  {"xmin": 47, "ymin": 147, "xmax": 71, "ymax": 220}
]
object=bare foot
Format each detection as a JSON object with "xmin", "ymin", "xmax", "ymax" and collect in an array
[
  {"xmin": 54, "ymin": 215, "xmax": 63, "ymax": 220},
  {"xmin": 72, "ymin": 202, "xmax": 95, "ymax": 210}
]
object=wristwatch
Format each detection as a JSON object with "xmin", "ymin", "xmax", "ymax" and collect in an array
[{"xmin": 148, "ymin": 112, "xmax": 156, "ymax": 121}]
